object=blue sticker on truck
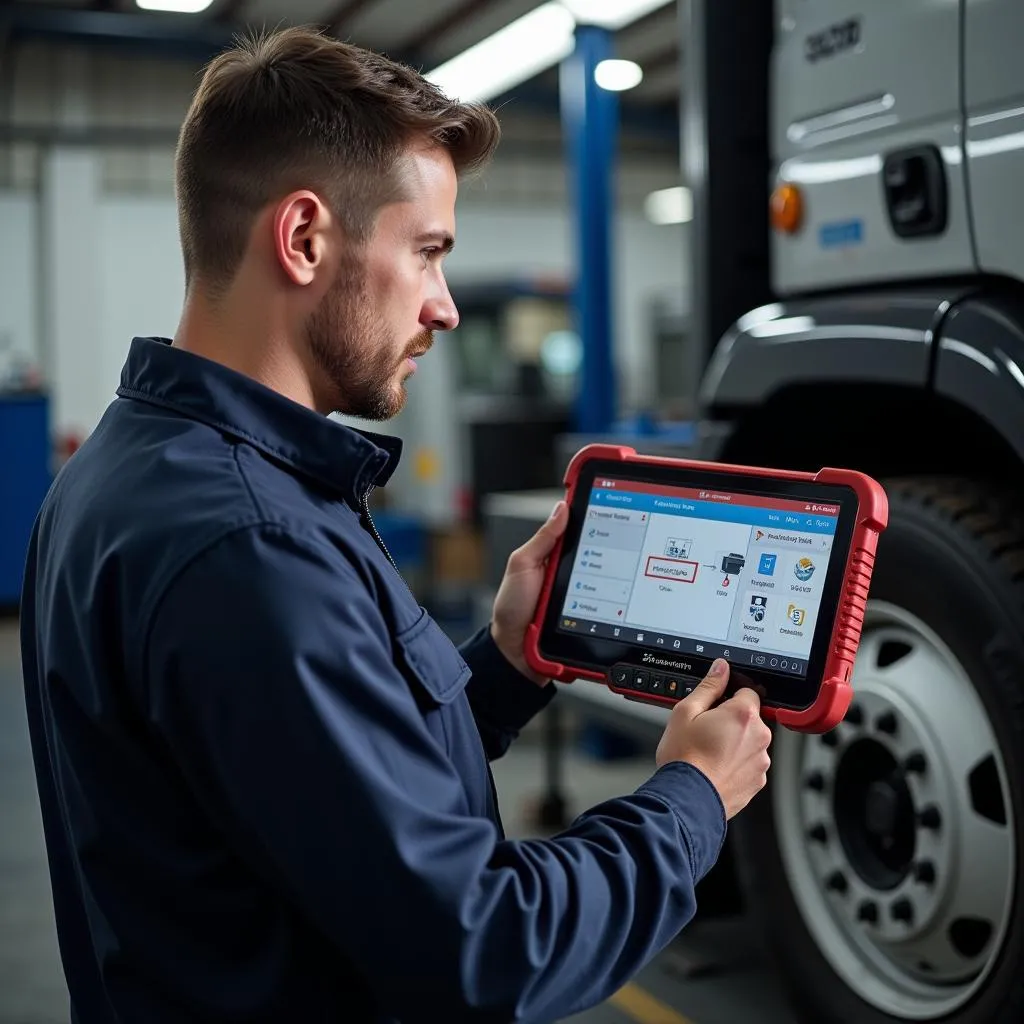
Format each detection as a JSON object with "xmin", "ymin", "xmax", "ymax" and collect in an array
[{"xmin": 819, "ymin": 219, "xmax": 864, "ymax": 249}]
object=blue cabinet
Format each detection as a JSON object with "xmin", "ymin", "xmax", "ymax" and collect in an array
[{"xmin": 0, "ymin": 393, "xmax": 51, "ymax": 609}]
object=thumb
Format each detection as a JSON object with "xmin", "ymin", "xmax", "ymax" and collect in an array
[
  {"xmin": 679, "ymin": 658, "xmax": 730, "ymax": 717},
  {"xmin": 510, "ymin": 501, "xmax": 568, "ymax": 570}
]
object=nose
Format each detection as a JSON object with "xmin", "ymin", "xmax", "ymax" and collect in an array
[{"xmin": 421, "ymin": 279, "xmax": 459, "ymax": 332}]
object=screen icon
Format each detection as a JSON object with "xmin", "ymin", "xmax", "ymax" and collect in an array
[
  {"xmin": 787, "ymin": 604, "xmax": 806, "ymax": 627},
  {"xmin": 673, "ymin": 639, "xmax": 681, "ymax": 649},
  {"xmin": 695, "ymin": 643, "xmax": 704, "ymax": 653},
  {"xmin": 665, "ymin": 537, "xmax": 692, "ymax": 559},
  {"xmin": 794, "ymin": 557, "xmax": 816, "ymax": 582},
  {"xmin": 723, "ymin": 649, "xmax": 730, "ymax": 658},
  {"xmin": 770, "ymin": 657, "xmax": 778, "ymax": 667},
  {"xmin": 749, "ymin": 594, "xmax": 768, "ymax": 622},
  {"xmin": 758, "ymin": 553, "xmax": 777, "ymax": 576},
  {"xmin": 636, "ymin": 633, "xmax": 645, "ymax": 642},
  {"xmin": 613, "ymin": 627, "xmax": 621, "ymax": 637},
  {"xmin": 721, "ymin": 553, "xmax": 746, "ymax": 575}
]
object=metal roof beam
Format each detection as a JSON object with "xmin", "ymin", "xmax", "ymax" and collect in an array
[{"xmin": 6, "ymin": 2, "xmax": 240, "ymax": 60}]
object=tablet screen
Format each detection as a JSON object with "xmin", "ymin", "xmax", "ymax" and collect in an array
[{"xmin": 555, "ymin": 475, "xmax": 840, "ymax": 678}]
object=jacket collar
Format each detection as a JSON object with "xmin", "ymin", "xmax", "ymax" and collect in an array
[{"xmin": 116, "ymin": 337, "xmax": 402, "ymax": 506}]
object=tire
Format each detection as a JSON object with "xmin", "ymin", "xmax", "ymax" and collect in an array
[{"xmin": 732, "ymin": 477, "xmax": 1024, "ymax": 1023}]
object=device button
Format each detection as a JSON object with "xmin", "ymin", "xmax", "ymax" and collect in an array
[
  {"xmin": 670, "ymin": 675, "xmax": 698, "ymax": 699},
  {"xmin": 649, "ymin": 675, "xmax": 665, "ymax": 695},
  {"xmin": 610, "ymin": 665, "xmax": 630, "ymax": 687},
  {"xmin": 631, "ymin": 670, "xmax": 650, "ymax": 692}
]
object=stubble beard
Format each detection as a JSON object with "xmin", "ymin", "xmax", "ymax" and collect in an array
[{"xmin": 306, "ymin": 266, "xmax": 433, "ymax": 421}]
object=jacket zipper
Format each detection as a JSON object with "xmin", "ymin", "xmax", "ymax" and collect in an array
[{"xmin": 360, "ymin": 486, "xmax": 399, "ymax": 573}]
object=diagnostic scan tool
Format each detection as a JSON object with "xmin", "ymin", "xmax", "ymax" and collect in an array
[{"xmin": 526, "ymin": 445, "xmax": 888, "ymax": 733}]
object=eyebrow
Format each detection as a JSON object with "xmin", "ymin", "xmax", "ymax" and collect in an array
[{"xmin": 417, "ymin": 231, "xmax": 455, "ymax": 255}]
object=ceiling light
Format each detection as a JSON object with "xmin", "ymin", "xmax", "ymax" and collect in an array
[
  {"xmin": 594, "ymin": 59, "xmax": 643, "ymax": 92},
  {"xmin": 645, "ymin": 186, "xmax": 693, "ymax": 225},
  {"xmin": 425, "ymin": 2, "xmax": 576, "ymax": 104},
  {"xmin": 559, "ymin": 0, "xmax": 674, "ymax": 31},
  {"xmin": 136, "ymin": 0, "xmax": 215, "ymax": 11}
]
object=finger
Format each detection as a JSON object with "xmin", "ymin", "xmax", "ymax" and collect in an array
[
  {"xmin": 726, "ymin": 686, "xmax": 763, "ymax": 718},
  {"xmin": 508, "ymin": 501, "xmax": 569, "ymax": 571},
  {"xmin": 679, "ymin": 658, "xmax": 730, "ymax": 716}
]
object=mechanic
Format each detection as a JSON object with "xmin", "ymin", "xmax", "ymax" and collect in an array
[{"xmin": 19, "ymin": 25, "xmax": 773, "ymax": 1024}]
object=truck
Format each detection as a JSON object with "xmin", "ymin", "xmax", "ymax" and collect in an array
[{"xmin": 683, "ymin": 0, "xmax": 1024, "ymax": 1021}]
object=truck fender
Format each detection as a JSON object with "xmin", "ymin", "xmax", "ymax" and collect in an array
[
  {"xmin": 933, "ymin": 292, "xmax": 1024, "ymax": 463},
  {"xmin": 699, "ymin": 289, "xmax": 974, "ymax": 412}
]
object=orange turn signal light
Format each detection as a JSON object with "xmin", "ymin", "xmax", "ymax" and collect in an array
[{"xmin": 771, "ymin": 182, "xmax": 803, "ymax": 233}]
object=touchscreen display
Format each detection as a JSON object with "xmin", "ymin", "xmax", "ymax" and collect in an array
[{"xmin": 557, "ymin": 476, "xmax": 841, "ymax": 676}]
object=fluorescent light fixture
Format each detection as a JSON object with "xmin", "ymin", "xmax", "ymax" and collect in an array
[
  {"xmin": 425, "ymin": 2, "xmax": 576, "ymax": 104},
  {"xmin": 136, "ymin": 0, "xmax": 215, "ymax": 11},
  {"xmin": 594, "ymin": 59, "xmax": 643, "ymax": 92},
  {"xmin": 559, "ymin": 0, "xmax": 674, "ymax": 31},
  {"xmin": 645, "ymin": 186, "xmax": 693, "ymax": 225}
]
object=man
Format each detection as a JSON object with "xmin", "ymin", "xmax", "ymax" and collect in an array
[{"xmin": 20, "ymin": 25, "xmax": 772, "ymax": 1024}]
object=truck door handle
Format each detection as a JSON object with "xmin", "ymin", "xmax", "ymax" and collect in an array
[{"xmin": 882, "ymin": 145, "xmax": 947, "ymax": 239}]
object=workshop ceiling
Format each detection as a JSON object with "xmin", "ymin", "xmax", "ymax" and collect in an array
[{"xmin": 6, "ymin": 0, "xmax": 684, "ymax": 123}]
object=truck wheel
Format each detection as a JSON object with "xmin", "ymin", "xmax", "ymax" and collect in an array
[{"xmin": 732, "ymin": 478, "xmax": 1023, "ymax": 1022}]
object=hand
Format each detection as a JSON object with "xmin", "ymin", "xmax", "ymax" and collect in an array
[
  {"xmin": 656, "ymin": 658, "xmax": 773, "ymax": 819},
  {"xmin": 490, "ymin": 501, "xmax": 570, "ymax": 686}
]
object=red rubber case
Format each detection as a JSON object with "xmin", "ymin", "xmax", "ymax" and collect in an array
[{"xmin": 524, "ymin": 444, "xmax": 888, "ymax": 733}]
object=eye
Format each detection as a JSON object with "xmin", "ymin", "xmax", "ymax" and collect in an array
[{"xmin": 420, "ymin": 246, "xmax": 442, "ymax": 266}]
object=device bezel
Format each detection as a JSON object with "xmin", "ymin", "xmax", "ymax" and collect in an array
[{"xmin": 536, "ymin": 457, "xmax": 859, "ymax": 711}]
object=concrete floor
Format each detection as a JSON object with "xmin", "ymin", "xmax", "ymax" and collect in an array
[{"xmin": 0, "ymin": 618, "xmax": 796, "ymax": 1024}]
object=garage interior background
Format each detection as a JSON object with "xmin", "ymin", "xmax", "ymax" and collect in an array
[
  {"xmin": 0, "ymin": 2, "xmax": 741, "ymax": 1023},
  {"xmin": 11, "ymin": 2, "xmax": 1023, "ymax": 1024}
]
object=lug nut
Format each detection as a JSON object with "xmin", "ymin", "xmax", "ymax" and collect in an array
[
  {"xmin": 904, "ymin": 751, "xmax": 927, "ymax": 774},
  {"xmin": 821, "ymin": 730, "xmax": 839, "ymax": 748},
  {"xmin": 875, "ymin": 711, "xmax": 898, "ymax": 735},
  {"xmin": 808, "ymin": 823, "xmax": 828, "ymax": 844},
  {"xmin": 891, "ymin": 898, "xmax": 914, "ymax": 924},
  {"xmin": 826, "ymin": 871, "xmax": 848, "ymax": 894},
  {"xmin": 918, "ymin": 805, "xmax": 942, "ymax": 830},
  {"xmin": 914, "ymin": 861, "xmax": 936, "ymax": 885},
  {"xmin": 846, "ymin": 704, "xmax": 864, "ymax": 726},
  {"xmin": 805, "ymin": 771, "xmax": 826, "ymax": 792},
  {"xmin": 857, "ymin": 900, "xmax": 878, "ymax": 924}
]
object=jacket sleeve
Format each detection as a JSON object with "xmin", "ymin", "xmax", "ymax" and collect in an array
[
  {"xmin": 143, "ymin": 524, "xmax": 727, "ymax": 1024},
  {"xmin": 458, "ymin": 624, "xmax": 557, "ymax": 761}
]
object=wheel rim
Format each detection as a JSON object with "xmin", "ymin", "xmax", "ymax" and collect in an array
[{"xmin": 772, "ymin": 600, "xmax": 1017, "ymax": 1019}]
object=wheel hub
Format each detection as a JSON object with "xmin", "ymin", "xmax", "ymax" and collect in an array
[
  {"xmin": 772, "ymin": 601, "xmax": 1016, "ymax": 1020},
  {"xmin": 834, "ymin": 739, "xmax": 916, "ymax": 890}
]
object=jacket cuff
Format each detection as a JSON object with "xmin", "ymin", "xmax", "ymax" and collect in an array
[
  {"xmin": 635, "ymin": 761, "xmax": 728, "ymax": 883},
  {"xmin": 459, "ymin": 625, "xmax": 557, "ymax": 733}
]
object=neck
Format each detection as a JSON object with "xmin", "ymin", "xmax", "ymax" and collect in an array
[{"xmin": 173, "ymin": 282, "xmax": 320, "ymax": 411}]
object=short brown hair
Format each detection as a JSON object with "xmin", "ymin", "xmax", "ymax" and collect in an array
[{"xmin": 174, "ymin": 25, "xmax": 501, "ymax": 295}]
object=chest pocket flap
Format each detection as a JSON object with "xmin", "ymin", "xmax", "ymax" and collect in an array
[{"xmin": 394, "ymin": 610, "xmax": 472, "ymax": 706}]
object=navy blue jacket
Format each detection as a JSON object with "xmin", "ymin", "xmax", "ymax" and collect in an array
[{"xmin": 20, "ymin": 336, "xmax": 727, "ymax": 1023}]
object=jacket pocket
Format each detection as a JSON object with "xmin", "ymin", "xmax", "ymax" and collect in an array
[{"xmin": 394, "ymin": 609, "xmax": 472, "ymax": 708}]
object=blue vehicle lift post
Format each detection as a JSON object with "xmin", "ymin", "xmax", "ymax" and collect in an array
[{"xmin": 560, "ymin": 21, "xmax": 618, "ymax": 436}]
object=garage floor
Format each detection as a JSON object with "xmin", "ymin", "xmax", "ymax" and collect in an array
[{"xmin": 0, "ymin": 619, "xmax": 797, "ymax": 1024}]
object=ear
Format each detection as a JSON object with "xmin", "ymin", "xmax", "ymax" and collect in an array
[{"xmin": 271, "ymin": 190, "xmax": 331, "ymax": 287}]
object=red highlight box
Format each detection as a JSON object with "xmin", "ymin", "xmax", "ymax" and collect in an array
[{"xmin": 644, "ymin": 555, "xmax": 698, "ymax": 583}]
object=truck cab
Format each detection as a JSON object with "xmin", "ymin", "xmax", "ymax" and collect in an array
[{"xmin": 696, "ymin": 2, "xmax": 1024, "ymax": 1021}]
